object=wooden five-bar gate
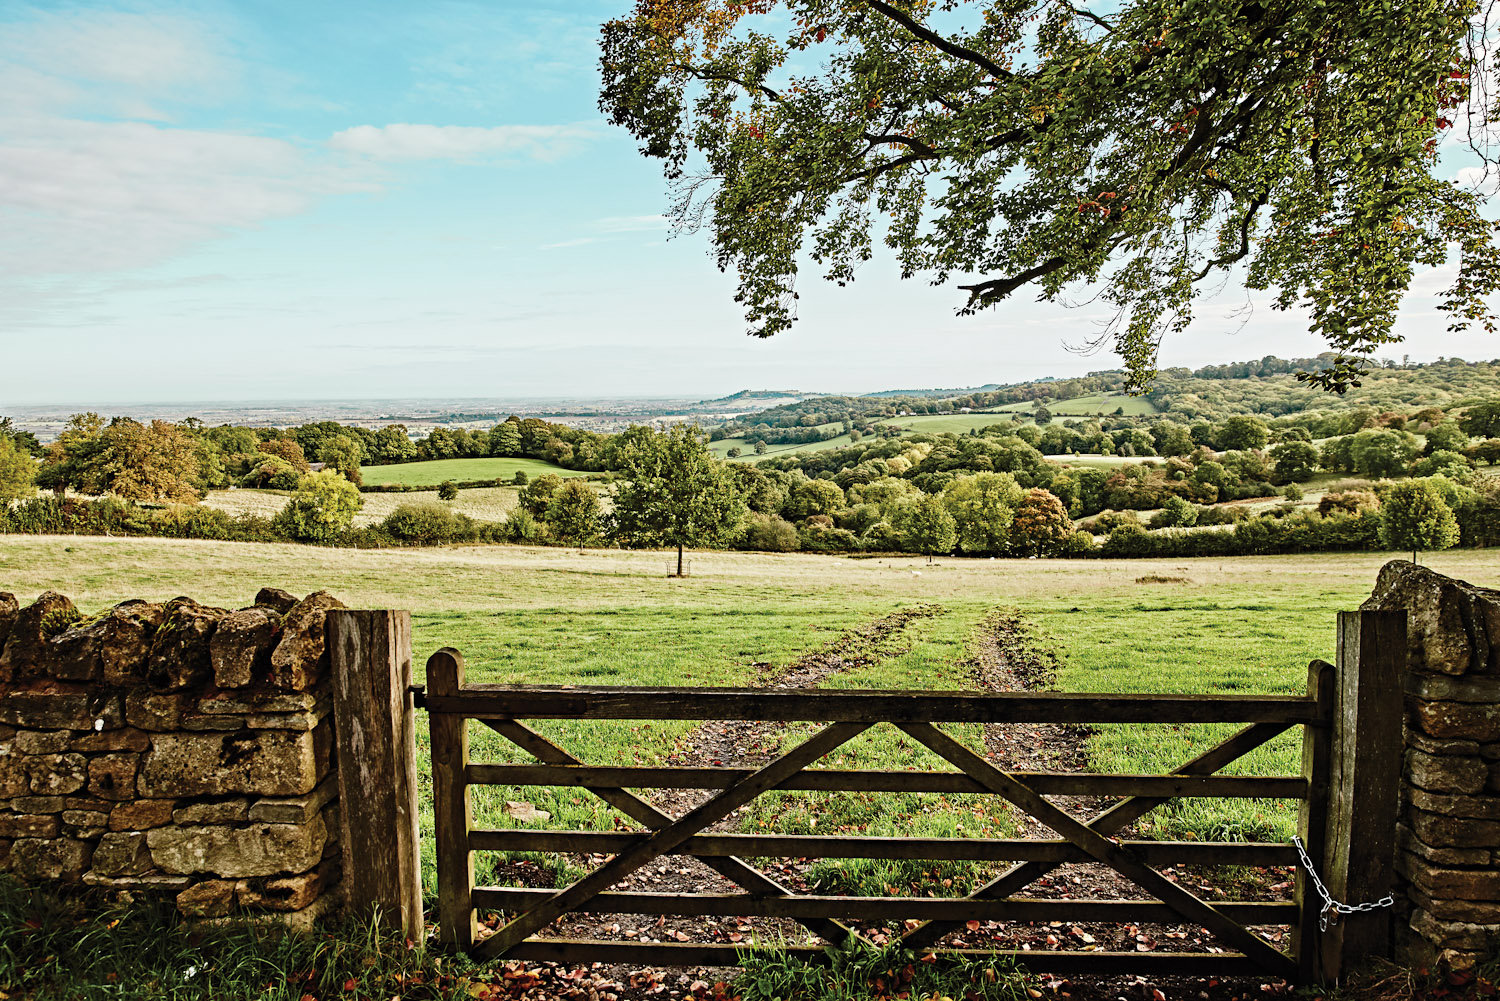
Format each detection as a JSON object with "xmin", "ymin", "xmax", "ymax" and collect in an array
[{"xmin": 390, "ymin": 610, "xmax": 1405, "ymax": 986}]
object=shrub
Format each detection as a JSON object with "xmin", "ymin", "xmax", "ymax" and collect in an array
[
  {"xmin": 1059, "ymin": 529, "xmax": 1097, "ymax": 556},
  {"xmin": 273, "ymin": 471, "xmax": 363, "ymax": 542},
  {"xmin": 1087, "ymin": 510, "xmax": 1141, "ymax": 534},
  {"xmin": 501, "ymin": 508, "xmax": 544, "ymax": 543},
  {"xmin": 381, "ymin": 503, "xmax": 477, "ymax": 545},
  {"xmin": 544, "ymin": 480, "xmax": 601, "ymax": 547},
  {"xmin": 739, "ymin": 512, "xmax": 800, "ymax": 551},
  {"xmin": 860, "ymin": 521, "xmax": 902, "ymax": 550},
  {"xmin": 518, "ymin": 474, "xmax": 563, "ymax": 516},
  {"xmin": 437, "ymin": 480, "xmax": 459, "ymax": 501},
  {"xmin": 1282, "ymin": 483, "xmax": 1304, "ymax": 501},
  {"xmin": 1149, "ymin": 495, "xmax": 1198, "ymax": 529},
  {"xmin": 240, "ymin": 454, "xmax": 300, "ymax": 491},
  {"xmin": 513, "ymin": 470, "xmax": 529, "ymax": 486},
  {"xmin": 1318, "ymin": 490, "xmax": 1380, "ymax": 516}
]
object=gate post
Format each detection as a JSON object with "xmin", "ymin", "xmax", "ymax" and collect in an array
[
  {"xmin": 327, "ymin": 609, "xmax": 425, "ymax": 939},
  {"xmin": 429, "ymin": 648, "xmax": 477, "ymax": 950},
  {"xmin": 1318, "ymin": 609, "xmax": 1406, "ymax": 981}
]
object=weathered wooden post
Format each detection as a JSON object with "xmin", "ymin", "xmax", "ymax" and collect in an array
[
  {"xmin": 1295, "ymin": 658, "xmax": 1335, "ymax": 983},
  {"xmin": 327, "ymin": 609, "xmax": 424, "ymax": 939},
  {"xmin": 428, "ymin": 647, "xmax": 477, "ymax": 950},
  {"xmin": 1316, "ymin": 609, "xmax": 1406, "ymax": 981}
]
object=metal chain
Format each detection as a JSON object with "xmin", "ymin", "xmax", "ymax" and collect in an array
[{"xmin": 1292, "ymin": 835, "xmax": 1396, "ymax": 931}]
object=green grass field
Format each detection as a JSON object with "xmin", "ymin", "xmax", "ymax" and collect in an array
[
  {"xmin": 203, "ymin": 485, "xmax": 521, "ymax": 526},
  {"xmin": 875, "ymin": 413, "xmax": 1019, "ymax": 435},
  {"xmin": 359, "ymin": 456, "xmax": 585, "ymax": 487},
  {"xmin": 4, "ymin": 537, "xmax": 1494, "ymax": 897}
]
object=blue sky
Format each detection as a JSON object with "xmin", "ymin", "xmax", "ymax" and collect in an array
[{"xmin": 0, "ymin": 0, "xmax": 1494, "ymax": 406}]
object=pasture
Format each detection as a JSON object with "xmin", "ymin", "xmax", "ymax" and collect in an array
[
  {"xmin": 6, "ymin": 536, "xmax": 1495, "ymax": 897},
  {"xmin": 359, "ymin": 456, "xmax": 584, "ymax": 487},
  {"xmin": 202, "ymin": 485, "xmax": 521, "ymax": 526}
]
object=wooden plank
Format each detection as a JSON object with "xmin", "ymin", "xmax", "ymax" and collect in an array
[
  {"xmin": 901, "ymin": 719, "xmax": 1296, "ymax": 950},
  {"xmin": 1319, "ymin": 610, "xmax": 1405, "ymax": 982},
  {"xmin": 471, "ymin": 887, "xmax": 1297, "ymax": 924},
  {"xmin": 1295, "ymin": 659, "xmax": 1336, "ymax": 983},
  {"xmin": 898, "ymin": 722, "xmax": 1297, "ymax": 981},
  {"xmin": 467, "ymin": 763, "xmax": 1307, "ymax": 799},
  {"xmin": 481, "ymin": 718, "xmax": 862, "ymax": 947},
  {"xmin": 429, "ymin": 648, "xmax": 477, "ymax": 951},
  {"xmin": 475, "ymin": 722, "xmax": 870, "ymax": 960},
  {"xmin": 468, "ymin": 829, "xmax": 1298, "ymax": 866},
  {"xmin": 327, "ymin": 610, "xmax": 424, "ymax": 940},
  {"xmin": 417, "ymin": 686, "xmax": 1319, "ymax": 724},
  {"xmin": 503, "ymin": 940, "xmax": 1269, "ymax": 975}
]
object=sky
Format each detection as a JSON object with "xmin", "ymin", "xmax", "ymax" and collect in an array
[{"xmin": 1, "ymin": 0, "xmax": 1497, "ymax": 407}]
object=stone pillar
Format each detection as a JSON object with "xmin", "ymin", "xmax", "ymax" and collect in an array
[{"xmin": 1362, "ymin": 560, "xmax": 1500, "ymax": 970}]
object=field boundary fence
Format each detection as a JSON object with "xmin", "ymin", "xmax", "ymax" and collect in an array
[{"xmin": 334, "ymin": 608, "xmax": 1404, "ymax": 986}]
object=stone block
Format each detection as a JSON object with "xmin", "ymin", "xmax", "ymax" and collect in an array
[
  {"xmin": 238, "ymin": 868, "xmax": 327, "ymax": 912},
  {"xmin": 89, "ymin": 831, "xmax": 154, "ymax": 876},
  {"xmin": 138, "ymin": 726, "xmax": 328, "ymax": 798},
  {"xmin": 1411, "ymin": 807, "xmax": 1500, "ymax": 848},
  {"xmin": 10, "ymin": 837, "xmax": 93, "ymax": 881},
  {"xmin": 176, "ymin": 879, "xmax": 237, "ymax": 918},
  {"xmin": 1410, "ymin": 912, "xmax": 1500, "ymax": 953},
  {"xmin": 244, "ymin": 710, "xmax": 327, "ymax": 731},
  {"xmin": 1365, "ymin": 562, "xmax": 1500, "ymax": 675},
  {"xmin": 27, "ymin": 753, "xmax": 87, "ymax": 795},
  {"xmin": 71, "ymin": 727, "xmax": 151, "ymax": 753},
  {"xmin": 147, "ymin": 813, "xmax": 327, "ymax": 878},
  {"xmin": 1483, "ymin": 742, "xmax": 1500, "ymax": 762},
  {"xmin": 146, "ymin": 598, "xmax": 225, "ymax": 691},
  {"xmin": 210, "ymin": 607, "xmax": 281, "ymax": 689},
  {"xmin": 0, "ymin": 592, "xmax": 78, "ymax": 683},
  {"xmin": 88, "ymin": 753, "xmax": 139, "ymax": 801},
  {"xmin": 0, "ymin": 754, "xmax": 27, "ymax": 797},
  {"xmin": 1399, "ymin": 853, "xmax": 1500, "ymax": 900},
  {"xmin": 124, "ymin": 692, "xmax": 191, "ymax": 731},
  {"xmin": 0, "ymin": 838, "xmax": 9, "ymax": 872},
  {"xmin": 62, "ymin": 809, "xmax": 110, "ymax": 838},
  {"xmin": 1412, "ymin": 700, "xmax": 1500, "ymax": 742},
  {"xmin": 173, "ymin": 798, "xmax": 249, "ymax": 824},
  {"xmin": 1411, "ymin": 674, "xmax": 1500, "ymax": 702},
  {"xmin": 0, "ymin": 592, "xmax": 17, "ymax": 653},
  {"xmin": 14, "ymin": 730, "xmax": 72, "ymax": 755},
  {"xmin": 1398, "ymin": 823, "xmax": 1491, "ymax": 866},
  {"xmin": 1409, "ymin": 731, "xmax": 1482, "ymax": 756},
  {"xmin": 51, "ymin": 601, "xmax": 164, "ymax": 686},
  {"xmin": 270, "ymin": 591, "xmax": 344, "ymax": 691},
  {"xmin": 109, "ymin": 800, "xmax": 175, "ymax": 831},
  {"xmin": 1, "ymin": 694, "xmax": 122, "ymax": 730},
  {"xmin": 1409, "ymin": 786, "xmax": 1500, "ymax": 820},
  {"xmin": 197, "ymin": 692, "xmax": 321, "ymax": 715},
  {"xmin": 180, "ymin": 714, "xmax": 248, "ymax": 732},
  {"xmin": 82, "ymin": 870, "xmax": 190, "ymax": 891},
  {"xmin": 249, "ymin": 775, "xmax": 337, "ymax": 824},
  {"xmin": 11, "ymin": 796, "xmax": 63, "ymax": 813},
  {"xmin": 0, "ymin": 814, "xmax": 60, "ymax": 838},
  {"xmin": 1406, "ymin": 749, "xmax": 1491, "ymax": 794},
  {"xmin": 254, "ymin": 588, "xmax": 299, "ymax": 614},
  {"xmin": 1410, "ymin": 885, "xmax": 1500, "ymax": 923}
]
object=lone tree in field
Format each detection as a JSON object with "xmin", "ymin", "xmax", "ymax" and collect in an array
[
  {"xmin": 895, "ymin": 495, "xmax": 958, "ymax": 563},
  {"xmin": 1378, "ymin": 479, "xmax": 1460, "ymax": 564},
  {"xmin": 600, "ymin": 1, "xmax": 1500, "ymax": 391},
  {"xmin": 610, "ymin": 425, "xmax": 746, "ymax": 576},
  {"xmin": 0, "ymin": 436, "xmax": 36, "ymax": 501},
  {"xmin": 545, "ymin": 479, "xmax": 603, "ymax": 550}
]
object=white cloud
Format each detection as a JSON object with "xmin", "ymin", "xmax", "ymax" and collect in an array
[
  {"xmin": 328, "ymin": 122, "xmax": 597, "ymax": 162},
  {"xmin": 0, "ymin": 117, "xmax": 370, "ymax": 275},
  {"xmin": 597, "ymin": 214, "xmax": 670, "ymax": 232}
]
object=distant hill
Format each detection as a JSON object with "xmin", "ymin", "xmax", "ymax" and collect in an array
[{"xmin": 861, "ymin": 384, "xmax": 1006, "ymax": 398}]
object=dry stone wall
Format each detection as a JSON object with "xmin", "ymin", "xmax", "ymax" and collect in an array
[
  {"xmin": 1363, "ymin": 561, "xmax": 1500, "ymax": 970},
  {"xmin": 0, "ymin": 586, "xmax": 346, "ymax": 927}
]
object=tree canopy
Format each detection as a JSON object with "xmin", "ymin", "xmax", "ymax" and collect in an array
[
  {"xmin": 601, "ymin": 0, "xmax": 1500, "ymax": 392},
  {"xmin": 609, "ymin": 424, "xmax": 747, "ymax": 574}
]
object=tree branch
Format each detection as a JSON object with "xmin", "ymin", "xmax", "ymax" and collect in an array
[{"xmin": 864, "ymin": 0, "xmax": 1013, "ymax": 80}]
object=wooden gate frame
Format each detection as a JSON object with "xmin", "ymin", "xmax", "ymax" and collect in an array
[
  {"xmin": 403, "ymin": 609, "xmax": 1405, "ymax": 984},
  {"xmin": 330, "ymin": 608, "xmax": 1404, "ymax": 987}
]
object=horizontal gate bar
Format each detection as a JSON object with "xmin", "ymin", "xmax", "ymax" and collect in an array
[
  {"xmin": 502, "ymin": 940, "xmax": 1272, "ymax": 976},
  {"xmin": 471, "ymin": 888, "xmax": 1296, "ymax": 924},
  {"xmin": 466, "ymin": 764, "xmax": 1307, "ymax": 799},
  {"xmin": 415, "ymin": 685, "xmax": 1320, "ymax": 724},
  {"xmin": 468, "ymin": 829, "xmax": 1298, "ymax": 866}
]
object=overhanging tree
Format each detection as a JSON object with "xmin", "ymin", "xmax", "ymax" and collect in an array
[
  {"xmin": 601, "ymin": 0, "xmax": 1500, "ymax": 392},
  {"xmin": 610, "ymin": 425, "xmax": 747, "ymax": 575}
]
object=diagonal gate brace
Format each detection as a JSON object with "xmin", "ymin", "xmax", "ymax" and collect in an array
[
  {"xmin": 898, "ymin": 722, "xmax": 1297, "ymax": 981},
  {"xmin": 900, "ymin": 720, "xmax": 1296, "ymax": 952},
  {"xmin": 477, "ymin": 721, "xmax": 871, "ymax": 960},
  {"xmin": 482, "ymin": 718, "xmax": 867, "ymax": 947}
]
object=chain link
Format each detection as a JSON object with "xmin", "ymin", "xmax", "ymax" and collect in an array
[{"xmin": 1292, "ymin": 835, "xmax": 1395, "ymax": 931}]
